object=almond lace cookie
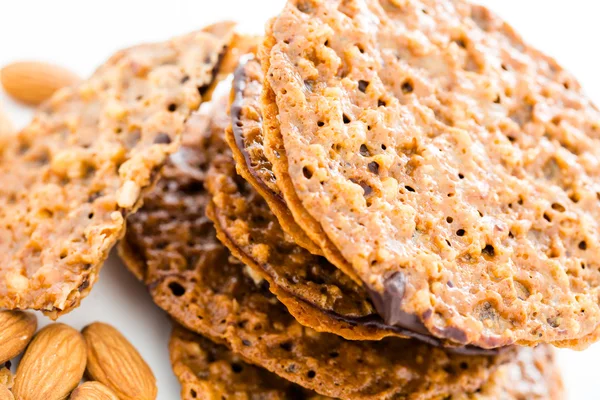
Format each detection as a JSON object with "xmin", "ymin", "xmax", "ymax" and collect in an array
[
  {"xmin": 119, "ymin": 94, "xmax": 509, "ymax": 400},
  {"xmin": 207, "ymin": 145, "xmax": 390, "ymax": 342},
  {"xmin": 171, "ymin": 324, "xmax": 560, "ymax": 400},
  {"xmin": 211, "ymin": 67, "xmax": 495, "ymax": 349},
  {"xmin": 0, "ymin": 22, "xmax": 235, "ymax": 318},
  {"xmin": 228, "ymin": 56, "xmax": 323, "ymax": 255},
  {"xmin": 170, "ymin": 324, "xmax": 326, "ymax": 400},
  {"xmin": 225, "ymin": 56, "xmax": 505, "ymax": 349},
  {"xmin": 261, "ymin": 0, "xmax": 600, "ymax": 348}
]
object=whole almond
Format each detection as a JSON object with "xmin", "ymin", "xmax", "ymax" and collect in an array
[
  {"xmin": 12, "ymin": 323, "xmax": 87, "ymax": 400},
  {"xmin": 0, "ymin": 310, "xmax": 37, "ymax": 364},
  {"xmin": 83, "ymin": 323, "xmax": 157, "ymax": 400},
  {"xmin": 70, "ymin": 381, "xmax": 118, "ymax": 400},
  {"xmin": 1, "ymin": 61, "xmax": 80, "ymax": 105},
  {"xmin": 0, "ymin": 385, "xmax": 14, "ymax": 400}
]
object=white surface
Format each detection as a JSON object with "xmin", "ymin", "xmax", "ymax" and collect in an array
[{"xmin": 1, "ymin": 1, "xmax": 598, "ymax": 399}]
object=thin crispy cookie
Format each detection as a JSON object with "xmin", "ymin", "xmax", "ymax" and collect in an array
[
  {"xmin": 0, "ymin": 22, "xmax": 235, "ymax": 317},
  {"xmin": 170, "ymin": 324, "xmax": 326, "ymax": 400},
  {"xmin": 207, "ymin": 140, "xmax": 389, "ymax": 341},
  {"xmin": 210, "ymin": 96, "xmax": 488, "ymax": 345},
  {"xmin": 262, "ymin": 0, "xmax": 600, "ymax": 348},
  {"xmin": 227, "ymin": 56, "xmax": 323, "ymax": 255},
  {"xmin": 228, "ymin": 58, "xmax": 505, "ymax": 348},
  {"xmin": 170, "ymin": 325, "xmax": 562, "ymax": 400},
  {"xmin": 120, "ymin": 93, "xmax": 509, "ymax": 400},
  {"xmin": 218, "ymin": 57, "xmax": 390, "ymax": 341}
]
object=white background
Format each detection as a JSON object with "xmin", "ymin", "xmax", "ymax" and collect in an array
[{"xmin": 1, "ymin": 1, "xmax": 598, "ymax": 398}]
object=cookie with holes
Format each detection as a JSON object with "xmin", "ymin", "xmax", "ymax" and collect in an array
[
  {"xmin": 212, "ymin": 65, "xmax": 501, "ymax": 348},
  {"xmin": 0, "ymin": 22, "xmax": 235, "ymax": 318},
  {"xmin": 119, "ymin": 90, "xmax": 514, "ymax": 400},
  {"xmin": 171, "ymin": 325, "xmax": 562, "ymax": 400},
  {"xmin": 170, "ymin": 324, "xmax": 327, "ymax": 400},
  {"xmin": 208, "ymin": 134, "xmax": 401, "ymax": 342},
  {"xmin": 260, "ymin": 0, "xmax": 600, "ymax": 348},
  {"xmin": 219, "ymin": 57, "xmax": 410, "ymax": 342},
  {"xmin": 230, "ymin": 55, "xmax": 362, "ymax": 286},
  {"xmin": 228, "ymin": 56, "xmax": 324, "ymax": 256}
]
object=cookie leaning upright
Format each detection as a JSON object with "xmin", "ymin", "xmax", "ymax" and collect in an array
[
  {"xmin": 261, "ymin": 0, "xmax": 600, "ymax": 348},
  {"xmin": 0, "ymin": 22, "xmax": 235, "ymax": 318}
]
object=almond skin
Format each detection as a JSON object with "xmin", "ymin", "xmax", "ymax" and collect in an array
[
  {"xmin": 83, "ymin": 322, "xmax": 157, "ymax": 400},
  {"xmin": 70, "ymin": 381, "xmax": 119, "ymax": 400},
  {"xmin": 0, "ymin": 385, "xmax": 14, "ymax": 400},
  {"xmin": 12, "ymin": 323, "xmax": 87, "ymax": 400},
  {"xmin": 0, "ymin": 310, "xmax": 37, "ymax": 364},
  {"xmin": 1, "ymin": 61, "xmax": 80, "ymax": 105}
]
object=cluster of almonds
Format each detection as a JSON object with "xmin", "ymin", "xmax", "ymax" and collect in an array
[{"xmin": 0, "ymin": 311, "xmax": 157, "ymax": 400}]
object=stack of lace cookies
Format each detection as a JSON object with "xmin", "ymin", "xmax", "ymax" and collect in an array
[
  {"xmin": 116, "ymin": 0, "xmax": 600, "ymax": 396},
  {"xmin": 4, "ymin": 0, "xmax": 590, "ymax": 398}
]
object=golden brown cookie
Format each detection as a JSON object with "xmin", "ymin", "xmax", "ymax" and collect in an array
[
  {"xmin": 207, "ymin": 149, "xmax": 386, "ymax": 341},
  {"xmin": 119, "ymin": 89, "xmax": 514, "ymax": 400},
  {"xmin": 210, "ymin": 72, "xmax": 495, "ymax": 348},
  {"xmin": 0, "ymin": 22, "xmax": 235, "ymax": 318},
  {"xmin": 170, "ymin": 324, "xmax": 327, "ymax": 400},
  {"xmin": 227, "ymin": 56, "xmax": 323, "ymax": 256},
  {"xmin": 261, "ymin": 0, "xmax": 600, "ymax": 348},
  {"xmin": 171, "ymin": 324, "xmax": 562, "ymax": 400}
]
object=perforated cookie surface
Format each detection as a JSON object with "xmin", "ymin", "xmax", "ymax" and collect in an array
[
  {"xmin": 262, "ymin": 0, "xmax": 600, "ymax": 348},
  {"xmin": 119, "ymin": 92, "xmax": 509, "ymax": 400},
  {"xmin": 0, "ymin": 22, "xmax": 235, "ymax": 317},
  {"xmin": 228, "ymin": 57, "xmax": 323, "ymax": 255},
  {"xmin": 170, "ymin": 324, "xmax": 326, "ymax": 400},
  {"xmin": 212, "ymin": 76, "xmax": 499, "ymax": 348},
  {"xmin": 171, "ymin": 325, "xmax": 562, "ymax": 400},
  {"xmin": 208, "ymin": 131, "xmax": 391, "ymax": 341}
]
